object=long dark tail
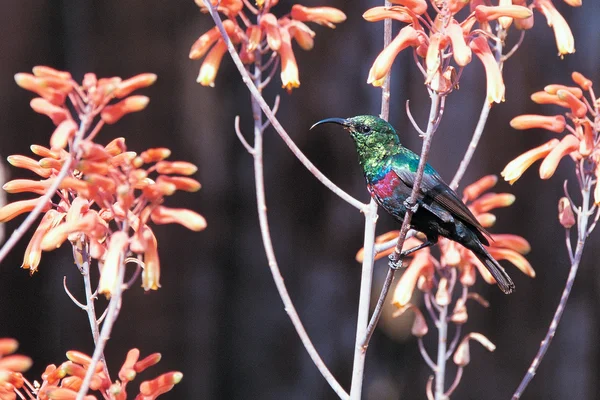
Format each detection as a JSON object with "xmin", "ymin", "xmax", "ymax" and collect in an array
[{"xmin": 471, "ymin": 244, "xmax": 515, "ymax": 294}]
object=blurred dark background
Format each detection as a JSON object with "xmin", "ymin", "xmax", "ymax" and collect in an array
[{"xmin": 1, "ymin": 1, "xmax": 599, "ymax": 399}]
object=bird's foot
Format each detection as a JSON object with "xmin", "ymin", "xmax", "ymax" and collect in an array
[
  {"xmin": 388, "ymin": 253, "xmax": 403, "ymax": 270},
  {"xmin": 404, "ymin": 199, "xmax": 419, "ymax": 214}
]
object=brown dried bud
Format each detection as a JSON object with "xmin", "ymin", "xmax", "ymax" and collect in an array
[{"xmin": 558, "ymin": 197, "xmax": 576, "ymax": 228}]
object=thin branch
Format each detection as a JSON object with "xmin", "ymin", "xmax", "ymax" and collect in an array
[
  {"xmin": 418, "ymin": 337, "xmax": 437, "ymax": 370},
  {"xmin": 449, "ymin": 101, "xmax": 492, "ymax": 190},
  {"xmin": 63, "ymin": 276, "xmax": 86, "ymax": 310},
  {"xmin": 406, "ymin": 100, "xmax": 427, "ymax": 137},
  {"xmin": 234, "ymin": 116, "xmax": 256, "ymax": 154},
  {"xmin": 435, "ymin": 303, "xmax": 449, "ymax": 399},
  {"xmin": 445, "ymin": 367, "xmax": 464, "ymax": 397},
  {"xmin": 204, "ymin": 1, "xmax": 365, "ymax": 211}
]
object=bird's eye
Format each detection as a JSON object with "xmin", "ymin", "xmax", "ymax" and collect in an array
[{"xmin": 358, "ymin": 125, "xmax": 371, "ymax": 134}]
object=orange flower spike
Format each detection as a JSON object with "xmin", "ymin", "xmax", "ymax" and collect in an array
[
  {"xmin": 470, "ymin": 37, "xmax": 504, "ymax": 103},
  {"xmin": 196, "ymin": 38, "xmax": 228, "ymax": 87},
  {"xmin": 535, "ymin": 0, "xmax": 575, "ymax": 56},
  {"xmin": 501, "ymin": 138, "xmax": 560, "ymax": 184},
  {"xmin": 474, "ymin": 5, "xmax": 532, "ymax": 23},
  {"xmin": 0, "ymin": 197, "xmax": 51, "ymax": 223},
  {"xmin": 488, "ymin": 248, "xmax": 535, "ymax": 277},
  {"xmin": 544, "ymin": 84, "xmax": 583, "ymax": 98},
  {"xmin": 510, "ymin": 114, "xmax": 566, "ymax": 133},
  {"xmin": 470, "ymin": 192, "xmax": 515, "ymax": 213},
  {"xmin": 150, "ymin": 206, "xmax": 207, "ymax": 231},
  {"xmin": 32, "ymin": 66, "xmax": 72, "ymax": 80},
  {"xmin": 133, "ymin": 353, "xmax": 161, "ymax": 373},
  {"xmin": 22, "ymin": 210, "xmax": 62, "ymax": 272},
  {"xmin": 572, "ymin": 71, "xmax": 593, "ymax": 91},
  {"xmin": 388, "ymin": 0, "xmax": 427, "ymax": 14},
  {"xmin": 579, "ymin": 120, "xmax": 594, "ymax": 157},
  {"xmin": 0, "ymin": 339, "xmax": 18, "ymax": 356},
  {"xmin": 447, "ymin": 21, "xmax": 471, "ymax": 66},
  {"xmin": 118, "ymin": 348, "xmax": 140, "ymax": 382},
  {"xmin": 539, "ymin": 134, "xmax": 580, "ymax": 179},
  {"xmin": 392, "ymin": 250, "xmax": 434, "ymax": 307},
  {"xmin": 290, "ymin": 5, "xmax": 347, "ymax": 28},
  {"xmin": 50, "ymin": 119, "xmax": 78, "ymax": 150},
  {"xmin": 530, "ymin": 91, "xmax": 570, "ymax": 108},
  {"xmin": 0, "ymin": 356, "xmax": 33, "ymax": 372},
  {"xmin": 139, "ymin": 371, "xmax": 183, "ymax": 397},
  {"xmin": 113, "ymin": 73, "xmax": 157, "ymax": 99},
  {"xmin": 30, "ymin": 98, "xmax": 69, "ymax": 125},
  {"xmin": 260, "ymin": 14, "xmax": 281, "ymax": 51},
  {"xmin": 140, "ymin": 148, "xmax": 171, "ymax": 163},
  {"xmin": 142, "ymin": 230, "xmax": 161, "ymax": 290},
  {"xmin": 362, "ymin": 6, "xmax": 412, "ymax": 23},
  {"xmin": 367, "ymin": 25, "xmax": 419, "ymax": 85},
  {"xmin": 100, "ymin": 95, "xmax": 150, "ymax": 124},
  {"xmin": 556, "ymin": 89, "xmax": 587, "ymax": 118},
  {"xmin": 99, "ymin": 231, "xmax": 129, "ymax": 297},
  {"xmin": 490, "ymin": 234, "xmax": 531, "ymax": 254},
  {"xmin": 463, "ymin": 175, "xmax": 497, "ymax": 202}
]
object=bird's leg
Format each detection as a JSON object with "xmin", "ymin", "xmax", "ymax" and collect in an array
[
  {"xmin": 404, "ymin": 199, "xmax": 419, "ymax": 214},
  {"xmin": 388, "ymin": 240, "xmax": 434, "ymax": 270}
]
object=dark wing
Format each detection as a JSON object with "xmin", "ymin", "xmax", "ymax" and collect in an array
[{"xmin": 390, "ymin": 153, "xmax": 490, "ymax": 241}]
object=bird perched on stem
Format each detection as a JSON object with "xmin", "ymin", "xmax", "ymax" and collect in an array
[{"xmin": 311, "ymin": 115, "xmax": 515, "ymax": 294}]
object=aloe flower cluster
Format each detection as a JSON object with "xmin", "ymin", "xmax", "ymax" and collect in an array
[{"xmin": 190, "ymin": 0, "xmax": 346, "ymax": 90}]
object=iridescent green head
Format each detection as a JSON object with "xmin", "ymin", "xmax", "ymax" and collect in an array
[{"xmin": 311, "ymin": 115, "xmax": 402, "ymax": 167}]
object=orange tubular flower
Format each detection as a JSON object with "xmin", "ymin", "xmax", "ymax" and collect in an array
[
  {"xmin": 510, "ymin": 114, "xmax": 566, "ymax": 132},
  {"xmin": 290, "ymin": 5, "xmax": 347, "ymax": 28},
  {"xmin": 367, "ymin": 25, "xmax": 419, "ymax": 85},
  {"xmin": 535, "ymin": 0, "xmax": 575, "ymax": 56},
  {"xmin": 278, "ymin": 28, "xmax": 300, "ymax": 91},
  {"xmin": 470, "ymin": 36, "xmax": 505, "ymax": 103},
  {"xmin": 538, "ymin": 134, "xmax": 579, "ymax": 179},
  {"xmin": 502, "ymin": 139, "xmax": 560, "ymax": 184}
]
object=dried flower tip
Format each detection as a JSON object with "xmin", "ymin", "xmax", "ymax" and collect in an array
[
  {"xmin": 544, "ymin": 84, "xmax": 583, "ymax": 98},
  {"xmin": 388, "ymin": 0, "xmax": 427, "ymax": 14},
  {"xmin": 510, "ymin": 114, "xmax": 566, "ymax": 133},
  {"xmin": 539, "ymin": 134, "xmax": 579, "ymax": 179},
  {"xmin": 474, "ymin": 5, "xmax": 532, "ymax": 22},
  {"xmin": 463, "ymin": 175, "xmax": 497, "ymax": 202},
  {"xmin": 50, "ymin": 119, "xmax": 78, "ymax": 150},
  {"xmin": 155, "ymin": 161, "xmax": 198, "ymax": 175},
  {"xmin": 114, "ymin": 73, "xmax": 157, "ymax": 98},
  {"xmin": 501, "ymin": 138, "xmax": 560, "ymax": 184},
  {"xmin": 558, "ymin": 197, "xmax": 576, "ymax": 228},
  {"xmin": 556, "ymin": 89, "xmax": 587, "ymax": 117},
  {"xmin": 290, "ymin": 5, "xmax": 347, "ymax": 28},
  {"xmin": 572, "ymin": 71, "xmax": 592, "ymax": 90},
  {"xmin": 134, "ymin": 353, "xmax": 162, "ymax": 373},
  {"xmin": 32, "ymin": 66, "xmax": 72, "ymax": 80},
  {"xmin": 141, "ymin": 148, "xmax": 171, "ymax": 163},
  {"xmin": 151, "ymin": 206, "xmax": 207, "ymax": 231},
  {"xmin": 367, "ymin": 25, "xmax": 419, "ymax": 85},
  {"xmin": 0, "ymin": 339, "xmax": 19, "ymax": 356},
  {"xmin": 0, "ymin": 197, "xmax": 51, "ymax": 223},
  {"xmin": 101, "ymin": 95, "xmax": 149, "ymax": 124},
  {"xmin": 30, "ymin": 98, "xmax": 69, "ymax": 125}
]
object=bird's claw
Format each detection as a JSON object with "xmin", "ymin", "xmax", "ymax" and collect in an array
[
  {"xmin": 404, "ymin": 199, "xmax": 419, "ymax": 214},
  {"xmin": 388, "ymin": 254, "xmax": 403, "ymax": 270}
]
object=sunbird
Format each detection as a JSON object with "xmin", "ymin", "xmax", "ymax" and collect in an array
[{"xmin": 312, "ymin": 115, "xmax": 514, "ymax": 294}]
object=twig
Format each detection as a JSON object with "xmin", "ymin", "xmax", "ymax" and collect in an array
[
  {"xmin": 76, "ymin": 249, "xmax": 126, "ymax": 400},
  {"xmin": 418, "ymin": 337, "xmax": 437, "ymax": 371},
  {"xmin": 63, "ymin": 277, "xmax": 86, "ymax": 310},
  {"xmin": 512, "ymin": 181, "xmax": 592, "ymax": 399},
  {"xmin": 349, "ymin": 199, "xmax": 378, "ymax": 400},
  {"xmin": 449, "ymin": 101, "xmax": 492, "ymax": 190},
  {"xmin": 435, "ymin": 303, "xmax": 449, "ymax": 399},
  {"xmin": 234, "ymin": 116, "xmax": 256, "ymax": 154},
  {"xmin": 204, "ymin": 1, "xmax": 365, "ymax": 211},
  {"xmin": 445, "ymin": 367, "xmax": 464, "ymax": 397}
]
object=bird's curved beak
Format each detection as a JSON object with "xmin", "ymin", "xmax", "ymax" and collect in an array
[{"xmin": 310, "ymin": 117, "xmax": 352, "ymax": 131}]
